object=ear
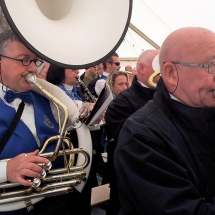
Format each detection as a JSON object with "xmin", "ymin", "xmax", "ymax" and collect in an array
[
  {"xmin": 105, "ymin": 62, "xmax": 110, "ymax": 69},
  {"xmin": 162, "ymin": 62, "xmax": 178, "ymax": 89},
  {"xmin": 138, "ymin": 63, "xmax": 145, "ymax": 75}
]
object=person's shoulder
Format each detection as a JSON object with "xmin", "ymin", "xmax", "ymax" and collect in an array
[
  {"xmin": 88, "ymin": 78, "xmax": 98, "ymax": 87},
  {"xmin": 96, "ymin": 79, "xmax": 105, "ymax": 84}
]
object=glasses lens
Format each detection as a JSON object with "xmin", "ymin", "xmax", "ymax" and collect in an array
[
  {"xmin": 114, "ymin": 62, "xmax": 120, "ymax": 66},
  {"xmin": 22, "ymin": 57, "xmax": 31, "ymax": 66},
  {"xmin": 35, "ymin": 59, "xmax": 43, "ymax": 67},
  {"xmin": 209, "ymin": 64, "xmax": 215, "ymax": 74}
]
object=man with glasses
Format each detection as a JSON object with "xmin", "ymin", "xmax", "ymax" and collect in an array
[
  {"xmin": 88, "ymin": 52, "xmax": 121, "ymax": 97},
  {"xmin": 0, "ymin": 30, "xmax": 82, "ymax": 215},
  {"xmin": 115, "ymin": 27, "xmax": 215, "ymax": 215}
]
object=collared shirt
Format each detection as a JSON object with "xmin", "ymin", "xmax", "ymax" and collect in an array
[
  {"xmin": 103, "ymin": 72, "xmax": 109, "ymax": 78},
  {"xmin": 170, "ymin": 94, "xmax": 182, "ymax": 103},
  {"xmin": 0, "ymin": 84, "xmax": 58, "ymax": 183},
  {"xmin": 137, "ymin": 80, "xmax": 149, "ymax": 88},
  {"xmin": 95, "ymin": 72, "xmax": 110, "ymax": 96},
  {"xmin": 62, "ymin": 84, "xmax": 82, "ymax": 109}
]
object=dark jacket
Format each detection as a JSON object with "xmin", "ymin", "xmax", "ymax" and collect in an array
[
  {"xmin": 115, "ymin": 78, "xmax": 215, "ymax": 215},
  {"xmin": 104, "ymin": 76, "xmax": 156, "ymax": 215},
  {"xmin": 105, "ymin": 75, "xmax": 156, "ymax": 145},
  {"xmin": 87, "ymin": 75, "xmax": 106, "ymax": 98}
]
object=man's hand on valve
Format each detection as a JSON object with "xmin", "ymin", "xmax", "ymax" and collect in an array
[{"xmin": 6, "ymin": 149, "xmax": 50, "ymax": 186}]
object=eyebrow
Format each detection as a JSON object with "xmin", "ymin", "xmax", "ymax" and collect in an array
[{"xmin": 15, "ymin": 54, "xmax": 39, "ymax": 59}]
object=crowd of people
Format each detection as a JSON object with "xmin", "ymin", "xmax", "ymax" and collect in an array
[{"xmin": 1, "ymin": 25, "xmax": 215, "ymax": 215}]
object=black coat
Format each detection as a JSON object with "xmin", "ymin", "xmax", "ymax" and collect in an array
[
  {"xmin": 104, "ymin": 76, "xmax": 156, "ymax": 215},
  {"xmin": 115, "ymin": 78, "xmax": 215, "ymax": 215},
  {"xmin": 105, "ymin": 75, "xmax": 156, "ymax": 145}
]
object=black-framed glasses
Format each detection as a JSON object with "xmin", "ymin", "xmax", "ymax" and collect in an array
[
  {"xmin": 0, "ymin": 54, "xmax": 44, "ymax": 67},
  {"xmin": 164, "ymin": 61, "xmax": 215, "ymax": 74}
]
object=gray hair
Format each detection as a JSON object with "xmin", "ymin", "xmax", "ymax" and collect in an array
[{"xmin": 0, "ymin": 29, "xmax": 20, "ymax": 54}]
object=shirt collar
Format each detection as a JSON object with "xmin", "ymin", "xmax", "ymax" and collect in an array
[
  {"xmin": 137, "ymin": 80, "xmax": 149, "ymax": 88},
  {"xmin": 62, "ymin": 84, "xmax": 73, "ymax": 91},
  {"xmin": 103, "ymin": 72, "xmax": 109, "ymax": 77},
  {"xmin": 169, "ymin": 93, "xmax": 182, "ymax": 103},
  {"xmin": 0, "ymin": 83, "xmax": 10, "ymax": 102}
]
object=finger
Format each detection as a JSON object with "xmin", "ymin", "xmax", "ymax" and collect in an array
[
  {"xmin": 17, "ymin": 177, "xmax": 33, "ymax": 187},
  {"xmin": 24, "ymin": 162, "xmax": 44, "ymax": 174},
  {"xmin": 19, "ymin": 168, "xmax": 41, "ymax": 179},
  {"xmin": 25, "ymin": 151, "xmax": 50, "ymax": 165},
  {"xmin": 27, "ymin": 156, "xmax": 50, "ymax": 165}
]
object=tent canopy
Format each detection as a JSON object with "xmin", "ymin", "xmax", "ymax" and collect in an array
[{"xmin": 117, "ymin": 0, "xmax": 215, "ymax": 59}]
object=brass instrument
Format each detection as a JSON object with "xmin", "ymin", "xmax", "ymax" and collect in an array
[
  {"xmin": 0, "ymin": 0, "xmax": 132, "ymax": 212},
  {"xmin": 124, "ymin": 71, "xmax": 132, "ymax": 76},
  {"xmin": 76, "ymin": 77, "xmax": 97, "ymax": 103},
  {"xmin": 0, "ymin": 73, "xmax": 90, "ymax": 211},
  {"xmin": 148, "ymin": 71, "xmax": 160, "ymax": 88},
  {"xmin": 148, "ymin": 54, "xmax": 161, "ymax": 88}
]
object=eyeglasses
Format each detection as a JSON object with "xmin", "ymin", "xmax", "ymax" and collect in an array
[
  {"xmin": 112, "ymin": 62, "xmax": 120, "ymax": 66},
  {"xmin": 0, "ymin": 54, "xmax": 44, "ymax": 67},
  {"xmin": 164, "ymin": 61, "xmax": 215, "ymax": 74}
]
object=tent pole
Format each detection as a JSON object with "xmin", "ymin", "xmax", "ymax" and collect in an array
[{"xmin": 129, "ymin": 23, "xmax": 160, "ymax": 50}]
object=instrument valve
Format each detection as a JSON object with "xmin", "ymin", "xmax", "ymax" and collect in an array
[
  {"xmin": 40, "ymin": 169, "xmax": 46, "ymax": 179},
  {"xmin": 32, "ymin": 178, "xmax": 41, "ymax": 188},
  {"xmin": 43, "ymin": 161, "xmax": 52, "ymax": 170}
]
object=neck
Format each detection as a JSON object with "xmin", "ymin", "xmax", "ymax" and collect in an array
[{"xmin": 62, "ymin": 83, "xmax": 73, "ymax": 91}]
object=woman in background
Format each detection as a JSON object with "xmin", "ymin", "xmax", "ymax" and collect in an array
[
  {"xmin": 46, "ymin": 64, "xmax": 104, "ymax": 215},
  {"xmin": 106, "ymin": 71, "xmax": 130, "ymax": 96},
  {"xmin": 95, "ymin": 71, "xmax": 130, "ymax": 97}
]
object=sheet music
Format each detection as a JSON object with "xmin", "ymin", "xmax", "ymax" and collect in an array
[{"xmin": 85, "ymin": 84, "xmax": 113, "ymax": 125}]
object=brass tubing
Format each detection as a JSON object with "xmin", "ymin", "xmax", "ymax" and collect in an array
[{"xmin": 0, "ymin": 187, "xmax": 73, "ymax": 204}]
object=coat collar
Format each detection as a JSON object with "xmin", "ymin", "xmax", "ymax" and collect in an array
[{"xmin": 154, "ymin": 78, "xmax": 215, "ymax": 132}]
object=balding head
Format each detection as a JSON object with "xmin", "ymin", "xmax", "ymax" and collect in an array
[
  {"xmin": 160, "ymin": 27, "xmax": 215, "ymax": 107},
  {"xmin": 160, "ymin": 27, "xmax": 215, "ymax": 68},
  {"xmin": 136, "ymin": 49, "xmax": 159, "ymax": 87}
]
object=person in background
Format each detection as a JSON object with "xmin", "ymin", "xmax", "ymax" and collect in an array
[
  {"xmin": 100, "ymin": 71, "xmax": 130, "ymax": 184},
  {"xmin": 104, "ymin": 71, "xmax": 129, "ymax": 97},
  {"xmin": 82, "ymin": 65, "xmax": 98, "ymax": 86},
  {"xmin": 88, "ymin": 52, "xmax": 121, "ymax": 97},
  {"xmin": 104, "ymin": 49, "xmax": 159, "ymax": 215},
  {"xmin": 37, "ymin": 61, "xmax": 50, "ymax": 80},
  {"xmin": 115, "ymin": 27, "xmax": 215, "ymax": 215},
  {"xmin": 96, "ymin": 63, "xmax": 104, "ymax": 78},
  {"xmin": 125, "ymin": 65, "xmax": 132, "ymax": 73},
  {"xmin": 46, "ymin": 64, "xmax": 104, "ymax": 215},
  {"xmin": 106, "ymin": 71, "xmax": 130, "ymax": 96},
  {"xmin": 125, "ymin": 64, "xmax": 137, "ymax": 84}
]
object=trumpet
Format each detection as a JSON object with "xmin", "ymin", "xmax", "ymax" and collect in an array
[
  {"xmin": 0, "ymin": 73, "xmax": 91, "ymax": 212},
  {"xmin": 76, "ymin": 76, "xmax": 97, "ymax": 103}
]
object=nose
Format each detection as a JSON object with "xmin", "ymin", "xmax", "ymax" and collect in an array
[
  {"xmin": 122, "ymin": 83, "xmax": 127, "ymax": 89},
  {"xmin": 27, "ymin": 61, "xmax": 38, "ymax": 74}
]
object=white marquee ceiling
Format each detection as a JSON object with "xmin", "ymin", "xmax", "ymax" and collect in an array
[
  {"xmin": 1, "ymin": 1, "xmax": 215, "ymax": 60},
  {"xmin": 117, "ymin": 0, "xmax": 215, "ymax": 59}
]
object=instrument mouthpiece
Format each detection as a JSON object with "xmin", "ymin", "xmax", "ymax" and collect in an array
[{"xmin": 25, "ymin": 73, "xmax": 37, "ymax": 84}]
